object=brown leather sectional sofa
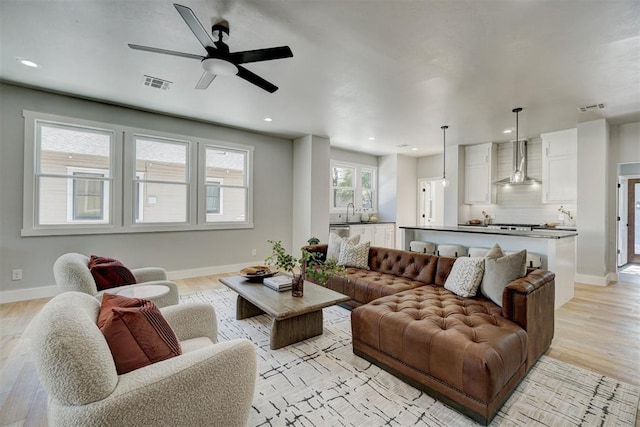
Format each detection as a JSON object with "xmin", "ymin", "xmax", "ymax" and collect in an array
[{"xmin": 303, "ymin": 244, "xmax": 555, "ymax": 425}]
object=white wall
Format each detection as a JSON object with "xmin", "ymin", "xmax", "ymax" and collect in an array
[
  {"xmin": 576, "ymin": 119, "xmax": 610, "ymax": 284},
  {"xmin": 377, "ymin": 155, "xmax": 398, "ymax": 222},
  {"xmin": 395, "ymin": 155, "xmax": 417, "ymax": 247},
  {"xmin": 293, "ymin": 135, "xmax": 330, "ymax": 249},
  {"xmin": 0, "ymin": 84, "xmax": 294, "ymax": 297},
  {"xmin": 417, "ymin": 154, "xmax": 443, "ymax": 179},
  {"xmin": 330, "ymin": 147, "xmax": 378, "ymax": 167},
  {"xmin": 617, "ymin": 122, "xmax": 640, "ymax": 161}
]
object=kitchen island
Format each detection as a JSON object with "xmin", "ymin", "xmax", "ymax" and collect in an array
[{"xmin": 400, "ymin": 225, "xmax": 577, "ymax": 308}]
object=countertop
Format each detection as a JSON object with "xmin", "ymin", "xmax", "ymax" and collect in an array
[
  {"xmin": 330, "ymin": 221, "xmax": 396, "ymax": 226},
  {"xmin": 400, "ymin": 225, "xmax": 578, "ymax": 239}
]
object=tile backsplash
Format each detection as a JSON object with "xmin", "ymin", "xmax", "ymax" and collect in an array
[{"xmin": 467, "ymin": 138, "xmax": 577, "ymax": 226}]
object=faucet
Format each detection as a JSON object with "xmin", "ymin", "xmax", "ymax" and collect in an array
[{"xmin": 346, "ymin": 203, "xmax": 355, "ymax": 223}]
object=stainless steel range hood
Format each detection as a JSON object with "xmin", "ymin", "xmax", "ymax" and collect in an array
[{"xmin": 495, "ymin": 139, "xmax": 537, "ymax": 185}]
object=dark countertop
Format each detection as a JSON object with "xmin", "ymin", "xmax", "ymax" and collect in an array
[
  {"xmin": 330, "ymin": 222, "xmax": 396, "ymax": 226},
  {"xmin": 400, "ymin": 225, "xmax": 578, "ymax": 239}
]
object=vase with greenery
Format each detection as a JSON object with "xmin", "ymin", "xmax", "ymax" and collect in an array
[{"xmin": 265, "ymin": 240, "xmax": 346, "ymax": 297}]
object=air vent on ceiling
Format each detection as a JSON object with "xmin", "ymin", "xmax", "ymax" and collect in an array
[
  {"xmin": 578, "ymin": 103, "xmax": 605, "ymax": 112},
  {"xmin": 143, "ymin": 75, "xmax": 172, "ymax": 90},
  {"xmin": 396, "ymin": 144, "xmax": 410, "ymax": 148}
]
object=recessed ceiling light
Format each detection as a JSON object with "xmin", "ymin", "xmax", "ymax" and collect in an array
[
  {"xmin": 263, "ymin": 117, "xmax": 273, "ymax": 122},
  {"xmin": 503, "ymin": 129, "xmax": 512, "ymax": 134},
  {"xmin": 411, "ymin": 147, "xmax": 418, "ymax": 151},
  {"xmin": 368, "ymin": 137, "xmax": 376, "ymax": 140},
  {"xmin": 18, "ymin": 58, "xmax": 39, "ymax": 68}
]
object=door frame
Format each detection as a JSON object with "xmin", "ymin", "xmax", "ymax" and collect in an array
[{"xmin": 628, "ymin": 178, "xmax": 640, "ymax": 264}]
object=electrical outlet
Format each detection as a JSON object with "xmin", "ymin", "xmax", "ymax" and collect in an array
[
  {"xmin": 12, "ymin": 269, "xmax": 22, "ymax": 281},
  {"xmin": 251, "ymin": 249, "xmax": 257, "ymax": 256}
]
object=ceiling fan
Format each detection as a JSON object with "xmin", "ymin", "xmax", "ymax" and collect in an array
[{"xmin": 128, "ymin": 3, "xmax": 293, "ymax": 93}]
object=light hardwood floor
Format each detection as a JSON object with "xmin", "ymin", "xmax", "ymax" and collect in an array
[{"xmin": 1, "ymin": 275, "xmax": 639, "ymax": 426}]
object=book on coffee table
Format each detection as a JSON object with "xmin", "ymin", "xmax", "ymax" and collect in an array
[{"xmin": 263, "ymin": 275, "xmax": 292, "ymax": 292}]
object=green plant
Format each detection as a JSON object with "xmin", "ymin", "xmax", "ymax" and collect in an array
[
  {"xmin": 265, "ymin": 240, "xmax": 346, "ymax": 286},
  {"xmin": 265, "ymin": 240, "xmax": 298, "ymax": 273},
  {"xmin": 307, "ymin": 236, "xmax": 320, "ymax": 245}
]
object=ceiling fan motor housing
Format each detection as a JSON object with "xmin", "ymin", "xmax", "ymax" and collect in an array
[{"xmin": 212, "ymin": 19, "xmax": 230, "ymax": 41}]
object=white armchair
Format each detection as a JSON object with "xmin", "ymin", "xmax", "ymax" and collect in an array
[
  {"xmin": 27, "ymin": 292, "xmax": 257, "ymax": 427},
  {"xmin": 53, "ymin": 253, "xmax": 179, "ymax": 307}
]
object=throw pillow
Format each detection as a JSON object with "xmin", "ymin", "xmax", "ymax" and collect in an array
[
  {"xmin": 480, "ymin": 244, "xmax": 527, "ymax": 307},
  {"xmin": 326, "ymin": 233, "xmax": 360, "ymax": 261},
  {"xmin": 338, "ymin": 240, "xmax": 370, "ymax": 269},
  {"xmin": 99, "ymin": 293, "xmax": 182, "ymax": 374},
  {"xmin": 88, "ymin": 255, "xmax": 137, "ymax": 291},
  {"xmin": 444, "ymin": 257, "xmax": 485, "ymax": 297}
]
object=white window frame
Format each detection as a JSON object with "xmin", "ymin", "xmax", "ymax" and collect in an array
[
  {"xmin": 22, "ymin": 111, "xmax": 254, "ymax": 236},
  {"xmin": 330, "ymin": 161, "xmax": 378, "ymax": 213},
  {"xmin": 198, "ymin": 143, "xmax": 253, "ymax": 228},
  {"xmin": 126, "ymin": 132, "xmax": 193, "ymax": 228},
  {"xmin": 23, "ymin": 111, "xmax": 121, "ymax": 235},
  {"xmin": 65, "ymin": 167, "xmax": 110, "ymax": 223}
]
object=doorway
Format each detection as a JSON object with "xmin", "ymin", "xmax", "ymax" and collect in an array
[
  {"xmin": 418, "ymin": 179, "xmax": 444, "ymax": 226},
  {"xmin": 628, "ymin": 178, "xmax": 640, "ymax": 264}
]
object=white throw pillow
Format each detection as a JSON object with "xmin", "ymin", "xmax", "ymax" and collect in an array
[
  {"xmin": 327, "ymin": 233, "xmax": 360, "ymax": 261},
  {"xmin": 337, "ymin": 240, "xmax": 370, "ymax": 269},
  {"xmin": 480, "ymin": 243, "xmax": 527, "ymax": 307},
  {"xmin": 444, "ymin": 257, "xmax": 486, "ymax": 297}
]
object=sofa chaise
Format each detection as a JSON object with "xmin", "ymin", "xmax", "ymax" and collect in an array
[{"xmin": 303, "ymin": 244, "xmax": 555, "ymax": 425}]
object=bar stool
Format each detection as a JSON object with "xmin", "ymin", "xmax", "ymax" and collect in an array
[
  {"xmin": 468, "ymin": 247, "xmax": 490, "ymax": 257},
  {"xmin": 437, "ymin": 244, "xmax": 467, "ymax": 258},
  {"xmin": 409, "ymin": 241, "xmax": 436, "ymax": 255}
]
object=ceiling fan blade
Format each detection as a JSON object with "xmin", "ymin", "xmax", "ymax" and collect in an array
[
  {"xmin": 195, "ymin": 70, "xmax": 216, "ymax": 89},
  {"xmin": 174, "ymin": 4, "xmax": 216, "ymax": 49},
  {"xmin": 228, "ymin": 46, "xmax": 293, "ymax": 64},
  {"xmin": 128, "ymin": 44, "xmax": 203, "ymax": 60},
  {"xmin": 236, "ymin": 66, "xmax": 278, "ymax": 93}
]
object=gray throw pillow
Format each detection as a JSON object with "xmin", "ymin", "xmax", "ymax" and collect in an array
[
  {"xmin": 326, "ymin": 233, "xmax": 360, "ymax": 261},
  {"xmin": 444, "ymin": 257, "xmax": 485, "ymax": 297},
  {"xmin": 480, "ymin": 243, "xmax": 527, "ymax": 307}
]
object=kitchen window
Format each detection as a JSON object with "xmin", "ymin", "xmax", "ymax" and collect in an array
[
  {"xmin": 22, "ymin": 111, "xmax": 253, "ymax": 236},
  {"xmin": 330, "ymin": 161, "xmax": 377, "ymax": 212}
]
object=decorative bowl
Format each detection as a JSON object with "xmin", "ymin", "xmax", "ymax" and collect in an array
[{"xmin": 240, "ymin": 266, "xmax": 277, "ymax": 282}]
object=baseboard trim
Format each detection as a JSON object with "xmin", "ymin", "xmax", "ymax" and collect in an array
[
  {"xmin": 574, "ymin": 273, "xmax": 609, "ymax": 286},
  {"xmin": 166, "ymin": 261, "xmax": 258, "ymax": 280},
  {"xmin": 0, "ymin": 261, "xmax": 260, "ymax": 303},
  {"xmin": 0, "ymin": 285, "xmax": 60, "ymax": 304}
]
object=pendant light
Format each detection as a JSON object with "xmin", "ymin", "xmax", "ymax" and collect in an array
[
  {"xmin": 512, "ymin": 107, "xmax": 524, "ymax": 184},
  {"xmin": 441, "ymin": 125, "xmax": 449, "ymax": 187}
]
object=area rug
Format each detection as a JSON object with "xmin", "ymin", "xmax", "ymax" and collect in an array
[{"xmin": 181, "ymin": 289, "xmax": 640, "ymax": 426}]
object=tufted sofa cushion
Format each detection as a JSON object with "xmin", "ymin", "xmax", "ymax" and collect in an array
[{"xmin": 352, "ymin": 286, "xmax": 528, "ymax": 405}]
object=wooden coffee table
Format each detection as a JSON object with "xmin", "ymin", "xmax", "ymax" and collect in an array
[{"xmin": 220, "ymin": 275, "xmax": 350, "ymax": 350}]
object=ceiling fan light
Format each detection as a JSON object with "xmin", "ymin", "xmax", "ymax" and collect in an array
[{"xmin": 201, "ymin": 58, "xmax": 238, "ymax": 76}]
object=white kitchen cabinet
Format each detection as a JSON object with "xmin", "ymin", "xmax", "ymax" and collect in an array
[
  {"xmin": 464, "ymin": 143, "xmax": 497, "ymax": 204},
  {"xmin": 541, "ymin": 128, "xmax": 577, "ymax": 203},
  {"xmin": 348, "ymin": 223, "xmax": 395, "ymax": 248}
]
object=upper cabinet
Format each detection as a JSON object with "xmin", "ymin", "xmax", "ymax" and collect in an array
[
  {"xmin": 464, "ymin": 143, "xmax": 497, "ymax": 204},
  {"xmin": 541, "ymin": 128, "xmax": 577, "ymax": 204}
]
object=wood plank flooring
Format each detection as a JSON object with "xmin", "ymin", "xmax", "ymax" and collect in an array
[{"xmin": 1, "ymin": 275, "xmax": 638, "ymax": 426}]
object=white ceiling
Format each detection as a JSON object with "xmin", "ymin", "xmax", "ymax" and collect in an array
[{"xmin": 1, "ymin": 0, "xmax": 639, "ymax": 156}]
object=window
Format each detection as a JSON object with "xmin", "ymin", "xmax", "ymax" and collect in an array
[
  {"xmin": 66, "ymin": 168, "xmax": 110, "ymax": 222},
  {"xmin": 22, "ymin": 111, "xmax": 254, "ymax": 236},
  {"xmin": 133, "ymin": 135, "xmax": 189, "ymax": 224},
  {"xmin": 206, "ymin": 180, "xmax": 222, "ymax": 214},
  {"xmin": 202, "ymin": 146, "xmax": 250, "ymax": 224},
  {"xmin": 34, "ymin": 120, "xmax": 114, "ymax": 226},
  {"xmin": 330, "ymin": 162, "xmax": 377, "ymax": 212}
]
